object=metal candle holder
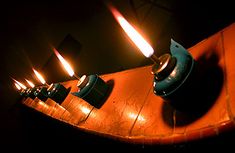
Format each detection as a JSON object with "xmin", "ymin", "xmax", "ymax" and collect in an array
[
  {"xmin": 25, "ymin": 87, "xmax": 37, "ymax": 99},
  {"xmin": 34, "ymin": 86, "xmax": 48, "ymax": 102},
  {"xmin": 72, "ymin": 74, "xmax": 109, "ymax": 108},
  {"xmin": 152, "ymin": 39, "xmax": 195, "ymax": 107},
  {"xmin": 20, "ymin": 89, "xmax": 28, "ymax": 97},
  {"xmin": 47, "ymin": 83, "xmax": 69, "ymax": 104}
]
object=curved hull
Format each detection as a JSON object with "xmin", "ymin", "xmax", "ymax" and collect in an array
[{"xmin": 22, "ymin": 23, "xmax": 235, "ymax": 144}]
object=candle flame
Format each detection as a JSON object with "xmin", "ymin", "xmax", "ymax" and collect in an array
[
  {"xmin": 53, "ymin": 48, "xmax": 75, "ymax": 77},
  {"xmin": 25, "ymin": 79, "xmax": 35, "ymax": 88},
  {"xmin": 109, "ymin": 5, "xmax": 154, "ymax": 58},
  {"xmin": 14, "ymin": 83, "xmax": 21, "ymax": 90},
  {"xmin": 33, "ymin": 69, "xmax": 46, "ymax": 85},
  {"xmin": 13, "ymin": 79, "xmax": 27, "ymax": 89}
]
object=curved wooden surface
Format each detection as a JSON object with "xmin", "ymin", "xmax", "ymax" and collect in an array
[{"xmin": 22, "ymin": 23, "xmax": 235, "ymax": 144}]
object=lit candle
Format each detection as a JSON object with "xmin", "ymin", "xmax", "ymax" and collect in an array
[
  {"xmin": 107, "ymin": 3, "xmax": 176, "ymax": 80},
  {"xmin": 53, "ymin": 48, "xmax": 80, "ymax": 80},
  {"xmin": 107, "ymin": 3, "xmax": 196, "ymax": 111},
  {"xmin": 14, "ymin": 82, "xmax": 21, "ymax": 90},
  {"xmin": 53, "ymin": 48, "xmax": 92, "ymax": 89},
  {"xmin": 33, "ymin": 69, "xmax": 49, "ymax": 86},
  {"xmin": 53, "ymin": 47, "xmax": 109, "ymax": 108},
  {"xmin": 107, "ymin": 4, "xmax": 155, "ymax": 58},
  {"xmin": 13, "ymin": 79, "xmax": 36, "ymax": 99},
  {"xmin": 14, "ymin": 82, "xmax": 27, "ymax": 97},
  {"xmin": 13, "ymin": 79, "xmax": 27, "ymax": 90},
  {"xmin": 25, "ymin": 79, "xmax": 35, "ymax": 88}
]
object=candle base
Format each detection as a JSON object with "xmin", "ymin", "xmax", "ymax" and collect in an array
[
  {"xmin": 47, "ymin": 83, "xmax": 70, "ymax": 104},
  {"xmin": 20, "ymin": 89, "xmax": 28, "ymax": 97},
  {"xmin": 25, "ymin": 87, "xmax": 37, "ymax": 100},
  {"xmin": 34, "ymin": 87, "xmax": 48, "ymax": 102},
  {"xmin": 153, "ymin": 39, "xmax": 195, "ymax": 111},
  {"xmin": 72, "ymin": 74, "xmax": 109, "ymax": 108}
]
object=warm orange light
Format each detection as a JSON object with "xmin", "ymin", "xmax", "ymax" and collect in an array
[
  {"xmin": 137, "ymin": 115, "xmax": 145, "ymax": 122},
  {"xmin": 128, "ymin": 112, "xmax": 145, "ymax": 122},
  {"xmin": 33, "ymin": 69, "xmax": 47, "ymax": 85},
  {"xmin": 81, "ymin": 106, "xmax": 91, "ymax": 115},
  {"xmin": 53, "ymin": 48, "xmax": 75, "ymax": 77},
  {"xmin": 109, "ymin": 5, "xmax": 154, "ymax": 58},
  {"xmin": 128, "ymin": 112, "xmax": 137, "ymax": 119},
  {"xmin": 13, "ymin": 79, "xmax": 27, "ymax": 90},
  {"xmin": 25, "ymin": 79, "xmax": 35, "ymax": 88},
  {"xmin": 38, "ymin": 101, "xmax": 49, "ymax": 109},
  {"xmin": 14, "ymin": 83, "xmax": 21, "ymax": 90}
]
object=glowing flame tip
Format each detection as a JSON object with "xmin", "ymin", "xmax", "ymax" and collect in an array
[
  {"xmin": 13, "ymin": 79, "xmax": 27, "ymax": 90},
  {"xmin": 33, "ymin": 69, "xmax": 46, "ymax": 85},
  {"xmin": 110, "ymin": 6, "xmax": 154, "ymax": 58},
  {"xmin": 53, "ymin": 48, "xmax": 75, "ymax": 77},
  {"xmin": 25, "ymin": 79, "xmax": 35, "ymax": 88},
  {"xmin": 14, "ymin": 83, "xmax": 21, "ymax": 90}
]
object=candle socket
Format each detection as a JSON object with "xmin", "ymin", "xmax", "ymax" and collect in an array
[
  {"xmin": 151, "ymin": 54, "xmax": 176, "ymax": 81},
  {"xmin": 34, "ymin": 86, "xmax": 48, "ymax": 102},
  {"xmin": 72, "ymin": 74, "xmax": 109, "ymax": 108},
  {"xmin": 47, "ymin": 83, "xmax": 69, "ymax": 104},
  {"xmin": 25, "ymin": 87, "xmax": 37, "ymax": 99},
  {"xmin": 20, "ymin": 89, "xmax": 28, "ymax": 97},
  {"xmin": 152, "ymin": 39, "xmax": 195, "ymax": 111}
]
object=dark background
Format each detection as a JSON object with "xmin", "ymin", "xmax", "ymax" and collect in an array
[{"xmin": 0, "ymin": 0, "xmax": 234, "ymax": 152}]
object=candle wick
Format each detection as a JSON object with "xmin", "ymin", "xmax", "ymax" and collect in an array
[
  {"xmin": 150, "ymin": 54, "xmax": 161, "ymax": 65},
  {"xmin": 73, "ymin": 74, "xmax": 80, "ymax": 80}
]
